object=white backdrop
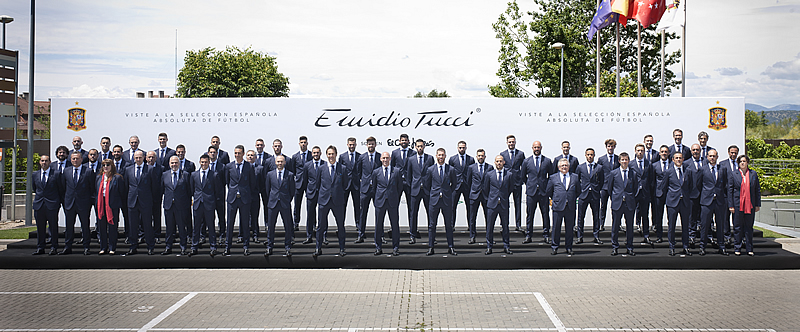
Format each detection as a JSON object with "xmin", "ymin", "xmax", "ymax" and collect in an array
[{"xmin": 51, "ymin": 97, "xmax": 744, "ymax": 229}]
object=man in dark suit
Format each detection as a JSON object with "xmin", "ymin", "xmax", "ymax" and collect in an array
[
  {"xmin": 315, "ymin": 145, "xmax": 349, "ymax": 256},
  {"xmin": 71, "ymin": 136, "xmax": 89, "ymax": 164},
  {"xmin": 241, "ymin": 150, "xmax": 263, "ymax": 244},
  {"xmin": 86, "ymin": 149, "xmax": 100, "ymax": 172},
  {"xmin": 607, "ymin": 152, "xmax": 638, "ymax": 256},
  {"xmin": 552, "ymin": 141, "xmax": 579, "ymax": 173},
  {"xmin": 651, "ymin": 145, "xmax": 672, "ymax": 243},
  {"xmin": 62, "ymin": 152, "xmax": 94, "ymax": 255},
  {"xmin": 292, "ymin": 136, "xmax": 313, "ymax": 232},
  {"xmin": 207, "ymin": 146, "xmax": 227, "ymax": 245},
  {"xmin": 210, "ymin": 135, "xmax": 231, "ymax": 165},
  {"xmin": 697, "ymin": 131, "xmax": 714, "ymax": 160},
  {"xmin": 426, "ymin": 148, "xmax": 458, "ymax": 256},
  {"xmin": 466, "ymin": 149, "xmax": 490, "ymax": 244},
  {"xmin": 406, "ymin": 139, "xmax": 433, "ymax": 244},
  {"xmin": 718, "ymin": 145, "xmax": 740, "ymax": 246},
  {"xmin": 339, "ymin": 137, "xmax": 361, "ymax": 235},
  {"xmin": 668, "ymin": 128, "xmax": 691, "ymax": 161},
  {"xmin": 547, "ymin": 158, "xmax": 579, "ymax": 255},
  {"xmin": 643, "ymin": 135, "xmax": 658, "ymax": 164},
  {"xmin": 264, "ymin": 155, "xmax": 296, "ymax": 256},
  {"xmin": 630, "ymin": 143, "xmax": 654, "ymax": 245},
  {"xmin": 175, "ymin": 144, "xmax": 196, "ymax": 174},
  {"xmin": 53, "ymin": 145, "xmax": 70, "ymax": 174},
  {"xmin": 224, "ymin": 145, "xmax": 257, "ymax": 256},
  {"xmin": 699, "ymin": 149, "xmax": 729, "ymax": 255},
  {"xmin": 665, "ymin": 151, "xmax": 694, "ymax": 256},
  {"xmin": 357, "ymin": 136, "xmax": 381, "ymax": 243},
  {"xmin": 597, "ymin": 139, "xmax": 620, "ymax": 235},
  {"xmin": 111, "ymin": 144, "xmax": 126, "ymax": 172},
  {"xmin": 520, "ymin": 141, "xmax": 552, "ymax": 243},
  {"xmin": 99, "ymin": 136, "xmax": 112, "ymax": 162},
  {"xmin": 500, "ymin": 135, "xmax": 525, "ymax": 232},
  {"xmin": 111, "ymin": 144, "xmax": 129, "ymax": 239},
  {"xmin": 146, "ymin": 151, "xmax": 164, "ymax": 244},
  {"xmin": 254, "ymin": 138, "xmax": 273, "ymax": 167},
  {"xmin": 122, "ymin": 135, "xmax": 142, "ymax": 166},
  {"xmin": 301, "ymin": 147, "xmax": 323, "ymax": 244},
  {"xmin": 190, "ymin": 154, "xmax": 219, "ymax": 256},
  {"xmin": 391, "ymin": 133, "xmax": 412, "ymax": 233},
  {"xmin": 32, "ymin": 155, "xmax": 64, "ymax": 255},
  {"xmin": 372, "ymin": 152, "xmax": 403, "ymax": 255},
  {"xmin": 448, "ymin": 140, "xmax": 474, "ymax": 228},
  {"xmin": 687, "ymin": 143, "xmax": 705, "ymax": 245},
  {"xmin": 484, "ymin": 155, "xmax": 513, "ymax": 255},
  {"xmin": 162, "ymin": 156, "xmax": 192, "ymax": 255},
  {"xmin": 577, "ymin": 148, "xmax": 604, "ymax": 245},
  {"xmin": 123, "ymin": 150, "xmax": 157, "ymax": 256},
  {"xmin": 155, "ymin": 132, "xmax": 176, "ymax": 168}
]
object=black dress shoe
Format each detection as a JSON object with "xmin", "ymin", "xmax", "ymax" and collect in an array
[
  {"xmin": 543, "ymin": 237, "xmax": 551, "ymax": 245},
  {"xmin": 108, "ymin": 251, "xmax": 115, "ymax": 256},
  {"xmin": 575, "ymin": 238, "xmax": 584, "ymax": 244},
  {"xmin": 718, "ymin": 249, "xmax": 729, "ymax": 256},
  {"xmin": 313, "ymin": 249, "xmax": 322, "ymax": 256},
  {"xmin": 339, "ymin": 249, "xmax": 346, "ymax": 257},
  {"xmin": 155, "ymin": 238, "xmax": 162, "ymax": 244},
  {"xmin": 125, "ymin": 249, "xmax": 137, "ymax": 256},
  {"xmin": 302, "ymin": 238, "xmax": 313, "ymax": 245},
  {"xmin": 285, "ymin": 250, "xmax": 292, "ymax": 257},
  {"xmin": 611, "ymin": 248, "xmax": 618, "ymax": 256},
  {"xmin": 593, "ymin": 238, "xmax": 603, "ymax": 245},
  {"xmin": 188, "ymin": 249, "xmax": 198, "ymax": 256},
  {"xmin": 243, "ymin": 249, "xmax": 251, "ymax": 256},
  {"xmin": 374, "ymin": 249, "xmax": 383, "ymax": 256},
  {"xmin": 426, "ymin": 248, "xmax": 435, "ymax": 256},
  {"xmin": 551, "ymin": 248, "xmax": 558, "ymax": 255},
  {"xmin": 683, "ymin": 248, "xmax": 692, "ymax": 256},
  {"xmin": 209, "ymin": 249, "xmax": 217, "ymax": 257},
  {"xmin": 747, "ymin": 251, "xmax": 755, "ymax": 256},
  {"xmin": 381, "ymin": 238, "xmax": 388, "ymax": 244},
  {"xmin": 514, "ymin": 227, "xmax": 521, "ymax": 232},
  {"xmin": 504, "ymin": 248, "xmax": 513, "ymax": 255},
  {"xmin": 392, "ymin": 249, "xmax": 400, "ymax": 256},
  {"xmin": 161, "ymin": 249, "xmax": 173, "ymax": 255},
  {"xmin": 223, "ymin": 249, "xmax": 231, "ymax": 256},
  {"xmin": 252, "ymin": 237, "xmax": 261, "ymax": 244},
  {"xmin": 58, "ymin": 249, "xmax": 72, "ymax": 255},
  {"xmin": 354, "ymin": 237, "xmax": 364, "ymax": 244},
  {"xmin": 49, "ymin": 248, "xmax": 57, "ymax": 255},
  {"xmin": 83, "ymin": 249, "xmax": 91, "ymax": 256},
  {"xmin": 484, "ymin": 248, "xmax": 492, "ymax": 255},
  {"xmin": 236, "ymin": 238, "xmax": 243, "ymax": 244},
  {"xmin": 626, "ymin": 249, "xmax": 635, "ymax": 256},
  {"xmin": 522, "ymin": 237, "xmax": 532, "ymax": 244},
  {"xmin": 699, "ymin": 248, "xmax": 706, "ymax": 256},
  {"xmin": 76, "ymin": 238, "xmax": 84, "ymax": 245},
  {"xmin": 148, "ymin": 249, "xmax": 155, "ymax": 255},
  {"xmin": 32, "ymin": 249, "xmax": 45, "ymax": 255},
  {"xmin": 265, "ymin": 248, "xmax": 273, "ymax": 256},
  {"xmin": 124, "ymin": 237, "xmax": 130, "ymax": 244},
  {"xmin": 656, "ymin": 238, "xmax": 664, "ymax": 243},
  {"xmin": 448, "ymin": 247, "xmax": 457, "ymax": 256},
  {"xmin": 669, "ymin": 249, "xmax": 676, "ymax": 256},
  {"xmin": 409, "ymin": 236, "xmax": 416, "ymax": 244},
  {"xmin": 294, "ymin": 226, "xmax": 300, "ymax": 232},
  {"xmin": 180, "ymin": 249, "xmax": 188, "ymax": 256},
  {"xmin": 566, "ymin": 249, "xmax": 574, "ymax": 256},
  {"xmin": 322, "ymin": 238, "xmax": 329, "ymax": 245}
]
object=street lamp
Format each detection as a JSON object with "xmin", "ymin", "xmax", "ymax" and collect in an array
[
  {"xmin": 0, "ymin": 15, "xmax": 13, "ymax": 49},
  {"xmin": 551, "ymin": 42, "xmax": 564, "ymax": 98}
]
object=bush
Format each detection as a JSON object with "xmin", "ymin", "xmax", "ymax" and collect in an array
[
  {"xmin": 761, "ymin": 168, "xmax": 800, "ymax": 195},
  {"xmin": 746, "ymin": 138, "xmax": 800, "ymax": 159}
]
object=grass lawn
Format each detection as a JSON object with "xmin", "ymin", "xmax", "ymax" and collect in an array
[
  {"xmin": 765, "ymin": 195, "xmax": 800, "ymax": 200},
  {"xmin": 754, "ymin": 226, "xmax": 791, "ymax": 238},
  {"xmin": 0, "ymin": 227, "xmax": 34, "ymax": 239}
]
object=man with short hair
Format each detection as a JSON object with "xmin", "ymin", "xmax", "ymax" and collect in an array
[
  {"xmin": 466, "ymin": 149, "xmax": 490, "ymax": 244},
  {"xmin": 155, "ymin": 132, "xmax": 176, "ymax": 168},
  {"xmin": 391, "ymin": 134, "xmax": 412, "ymax": 230},
  {"xmin": 500, "ymin": 135, "xmax": 525, "ymax": 232},
  {"xmin": 264, "ymin": 155, "xmax": 296, "ymax": 256},
  {"xmin": 697, "ymin": 131, "xmax": 714, "ymax": 160},
  {"xmin": 71, "ymin": 136, "xmax": 89, "ymax": 164},
  {"xmin": 651, "ymin": 145, "xmax": 672, "ymax": 243},
  {"xmin": 242, "ymin": 150, "xmax": 263, "ymax": 244},
  {"xmin": 224, "ymin": 145, "xmax": 257, "ymax": 256},
  {"xmin": 687, "ymin": 143, "xmax": 705, "ymax": 244},
  {"xmin": 406, "ymin": 139, "xmax": 433, "ymax": 244},
  {"xmin": 520, "ymin": 141, "xmax": 552, "ymax": 243},
  {"xmin": 207, "ymin": 146, "xmax": 227, "ymax": 244},
  {"xmin": 301, "ymin": 146, "xmax": 323, "ymax": 244},
  {"xmin": 426, "ymin": 147, "xmax": 458, "ymax": 256},
  {"xmin": 54, "ymin": 146, "xmax": 70, "ymax": 173},
  {"xmin": 111, "ymin": 144, "xmax": 129, "ymax": 240},
  {"xmin": 32, "ymin": 155, "xmax": 63, "ymax": 255},
  {"xmin": 86, "ymin": 149, "xmax": 100, "ymax": 172},
  {"xmin": 146, "ymin": 151, "xmax": 164, "ymax": 244},
  {"xmin": 718, "ymin": 145, "xmax": 740, "ymax": 245},
  {"xmin": 577, "ymin": 148, "xmax": 604, "ymax": 244},
  {"xmin": 175, "ymin": 144, "xmax": 196, "ymax": 173},
  {"xmin": 630, "ymin": 143, "xmax": 654, "ymax": 245},
  {"xmin": 111, "ymin": 145, "xmax": 125, "ymax": 171},
  {"xmin": 357, "ymin": 136, "xmax": 381, "ymax": 243},
  {"xmin": 254, "ymin": 138, "xmax": 273, "ymax": 167},
  {"xmin": 123, "ymin": 150, "xmax": 157, "ymax": 256},
  {"xmin": 314, "ymin": 146, "xmax": 348, "ymax": 256},
  {"xmin": 190, "ymin": 154, "xmax": 219, "ymax": 256},
  {"xmin": 161, "ymin": 156, "xmax": 192, "ymax": 255},
  {"xmin": 292, "ymin": 136, "xmax": 313, "ymax": 232},
  {"xmin": 339, "ymin": 137, "xmax": 361, "ymax": 234},
  {"xmin": 665, "ymin": 152, "xmax": 694, "ymax": 256},
  {"xmin": 552, "ymin": 141, "xmax": 579, "ymax": 173},
  {"xmin": 643, "ymin": 135, "xmax": 658, "ymax": 163},
  {"xmin": 597, "ymin": 139, "xmax": 620, "ymax": 233},
  {"xmin": 99, "ymin": 136, "xmax": 112, "ymax": 162},
  {"xmin": 668, "ymin": 129, "xmax": 691, "ymax": 160},
  {"xmin": 61, "ymin": 151, "xmax": 94, "ymax": 255},
  {"xmin": 547, "ymin": 158, "xmax": 579, "ymax": 256},
  {"xmin": 484, "ymin": 155, "xmax": 513, "ymax": 255},
  {"xmin": 372, "ymin": 151, "xmax": 403, "ymax": 255},
  {"xmin": 607, "ymin": 152, "xmax": 638, "ymax": 256},
  {"xmin": 122, "ymin": 135, "xmax": 141, "ymax": 165},
  {"xmin": 448, "ymin": 141, "xmax": 474, "ymax": 228},
  {"xmin": 698, "ymin": 149, "xmax": 728, "ymax": 255},
  {"xmin": 210, "ymin": 135, "xmax": 230, "ymax": 165}
]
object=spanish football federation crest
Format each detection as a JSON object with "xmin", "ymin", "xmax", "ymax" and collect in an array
[
  {"xmin": 67, "ymin": 107, "xmax": 87, "ymax": 132},
  {"xmin": 708, "ymin": 106, "xmax": 727, "ymax": 131}
]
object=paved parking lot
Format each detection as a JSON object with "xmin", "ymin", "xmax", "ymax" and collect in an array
[{"xmin": 0, "ymin": 269, "xmax": 797, "ymax": 331}]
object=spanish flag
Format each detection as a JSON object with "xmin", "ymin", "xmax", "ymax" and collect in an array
[{"xmin": 611, "ymin": 0, "xmax": 633, "ymax": 26}]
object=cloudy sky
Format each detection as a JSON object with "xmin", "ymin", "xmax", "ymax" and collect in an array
[{"xmin": 2, "ymin": 0, "xmax": 799, "ymax": 107}]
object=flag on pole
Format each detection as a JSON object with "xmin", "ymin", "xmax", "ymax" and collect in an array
[
  {"xmin": 587, "ymin": 0, "xmax": 619, "ymax": 41},
  {"xmin": 611, "ymin": 0, "xmax": 633, "ymax": 26},
  {"xmin": 656, "ymin": 0, "xmax": 684, "ymax": 32},
  {"xmin": 632, "ymin": 0, "xmax": 666, "ymax": 27}
]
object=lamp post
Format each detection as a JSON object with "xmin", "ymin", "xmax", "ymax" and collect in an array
[
  {"xmin": 0, "ymin": 15, "xmax": 12, "ymax": 49},
  {"xmin": 551, "ymin": 42, "xmax": 564, "ymax": 98}
]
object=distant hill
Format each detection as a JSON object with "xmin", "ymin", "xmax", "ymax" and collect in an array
[{"xmin": 746, "ymin": 103, "xmax": 800, "ymax": 124}]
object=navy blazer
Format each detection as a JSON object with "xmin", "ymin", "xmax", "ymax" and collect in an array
[
  {"xmin": 84, "ymin": 161, "xmax": 101, "ymax": 173},
  {"xmin": 225, "ymin": 161, "xmax": 257, "ymax": 204},
  {"xmin": 597, "ymin": 153, "xmax": 620, "ymax": 189},
  {"xmin": 699, "ymin": 145, "xmax": 715, "ymax": 159},
  {"xmin": 264, "ymin": 153, "xmax": 293, "ymax": 177},
  {"xmin": 727, "ymin": 168, "xmax": 761, "ymax": 211},
  {"xmin": 292, "ymin": 150, "xmax": 313, "ymax": 190},
  {"xmin": 162, "ymin": 169, "xmax": 191, "ymax": 210},
  {"xmin": 191, "ymin": 168, "xmax": 217, "ymax": 211},
  {"xmin": 122, "ymin": 148, "xmax": 143, "ymax": 165},
  {"xmin": 154, "ymin": 147, "xmax": 176, "ymax": 168},
  {"xmin": 669, "ymin": 144, "xmax": 691, "ymax": 160},
  {"xmin": 607, "ymin": 167, "xmax": 638, "ymax": 211},
  {"xmin": 264, "ymin": 168, "xmax": 295, "ymax": 209},
  {"xmin": 357, "ymin": 151, "xmax": 382, "ymax": 194},
  {"xmin": 316, "ymin": 162, "xmax": 347, "ymax": 207},
  {"xmin": 62, "ymin": 165, "xmax": 95, "ymax": 212},
  {"xmin": 484, "ymin": 168, "xmax": 513, "ymax": 209},
  {"xmin": 664, "ymin": 164, "xmax": 693, "ymax": 208},
  {"xmin": 208, "ymin": 159, "xmax": 227, "ymax": 202},
  {"xmin": 577, "ymin": 162, "xmax": 604, "ymax": 200},
  {"xmin": 500, "ymin": 149, "xmax": 525, "ymax": 188},
  {"xmin": 72, "ymin": 148, "xmax": 89, "ymax": 164},
  {"xmin": 644, "ymin": 148, "xmax": 659, "ymax": 164},
  {"xmin": 552, "ymin": 154, "xmax": 579, "ymax": 173},
  {"xmin": 447, "ymin": 153, "xmax": 475, "ymax": 192},
  {"xmin": 124, "ymin": 163, "xmax": 156, "ymax": 209},
  {"xmin": 547, "ymin": 172, "xmax": 579, "ymax": 212},
  {"xmin": 32, "ymin": 168, "xmax": 63, "ymax": 211},
  {"xmin": 520, "ymin": 154, "xmax": 552, "ymax": 197},
  {"xmin": 426, "ymin": 163, "xmax": 457, "ymax": 207},
  {"xmin": 467, "ymin": 162, "xmax": 492, "ymax": 201},
  {"xmin": 339, "ymin": 150, "xmax": 361, "ymax": 190},
  {"xmin": 304, "ymin": 160, "xmax": 323, "ymax": 200},
  {"xmin": 686, "ymin": 157, "xmax": 706, "ymax": 199},
  {"xmin": 699, "ymin": 163, "xmax": 728, "ymax": 206},
  {"xmin": 652, "ymin": 159, "xmax": 672, "ymax": 198},
  {"xmin": 406, "ymin": 153, "xmax": 434, "ymax": 196},
  {"xmin": 179, "ymin": 159, "xmax": 196, "ymax": 174},
  {"xmin": 95, "ymin": 173, "xmax": 126, "ymax": 218},
  {"xmin": 629, "ymin": 158, "xmax": 653, "ymax": 198},
  {"xmin": 217, "ymin": 149, "xmax": 231, "ymax": 165},
  {"xmin": 372, "ymin": 166, "xmax": 403, "ymax": 209},
  {"xmin": 390, "ymin": 148, "xmax": 412, "ymax": 184},
  {"xmin": 254, "ymin": 151, "xmax": 273, "ymax": 168},
  {"xmin": 112, "ymin": 158, "xmax": 127, "ymax": 174},
  {"xmin": 148, "ymin": 163, "xmax": 164, "ymax": 203},
  {"xmin": 719, "ymin": 159, "xmax": 738, "ymax": 176}
]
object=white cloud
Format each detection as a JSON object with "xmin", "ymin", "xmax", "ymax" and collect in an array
[
  {"xmin": 715, "ymin": 67, "xmax": 744, "ymax": 76},
  {"xmin": 762, "ymin": 53, "xmax": 800, "ymax": 80},
  {"xmin": 50, "ymin": 84, "xmax": 136, "ymax": 98},
  {"xmin": 311, "ymin": 74, "xmax": 333, "ymax": 81}
]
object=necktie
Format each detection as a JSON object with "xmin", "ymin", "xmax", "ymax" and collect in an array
[
  {"xmin": 315, "ymin": 161, "xmax": 319, "ymax": 169},
  {"xmin": 535, "ymin": 156, "xmax": 540, "ymax": 168},
  {"xmin": 419, "ymin": 156, "xmax": 423, "ymax": 170},
  {"xmin": 302, "ymin": 151, "xmax": 306, "ymax": 161},
  {"xmin": 90, "ymin": 162, "xmax": 95, "ymax": 170},
  {"xmin": 278, "ymin": 170, "xmax": 283, "ymax": 186},
  {"xmin": 499, "ymin": 170, "xmax": 503, "ymax": 183},
  {"xmin": 697, "ymin": 160, "xmax": 701, "ymax": 169},
  {"xmin": 161, "ymin": 148, "xmax": 165, "ymax": 159},
  {"xmin": 201, "ymin": 170, "xmax": 206, "ymax": 185},
  {"xmin": 236, "ymin": 163, "xmax": 241, "ymax": 174},
  {"xmin": 211, "ymin": 161, "xmax": 216, "ymax": 172},
  {"xmin": 480, "ymin": 163, "xmax": 484, "ymax": 176},
  {"xmin": 609, "ymin": 155, "xmax": 614, "ymax": 165},
  {"xmin": 258, "ymin": 153, "xmax": 263, "ymax": 165},
  {"xmin": 136, "ymin": 165, "xmax": 141, "ymax": 180},
  {"xmin": 350, "ymin": 152, "xmax": 354, "ymax": 165},
  {"xmin": 588, "ymin": 163, "xmax": 593, "ymax": 174},
  {"xmin": 370, "ymin": 153, "xmax": 374, "ymax": 166},
  {"xmin": 678, "ymin": 167, "xmax": 683, "ymax": 183},
  {"xmin": 510, "ymin": 150, "xmax": 515, "ymax": 162},
  {"xmin": 330, "ymin": 164, "xmax": 335, "ymax": 177},
  {"xmin": 73, "ymin": 168, "xmax": 78, "ymax": 185},
  {"xmin": 439, "ymin": 165, "xmax": 444, "ymax": 179},
  {"xmin": 402, "ymin": 149, "xmax": 407, "ymax": 160},
  {"xmin": 115, "ymin": 161, "xmax": 120, "ymax": 170},
  {"xmin": 461, "ymin": 155, "xmax": 465, "ymax": 166},
  {"xmin": 702, "ymin": 147, "xmax": 706, "ymax": 159},
  {"xmin": 562, "ymin": 173, "xmax": 567, "ymax": 187},
  {"xmin": 663, "ymin": 161, "xmax": 667, "ymax": 172},
  {"xmin": 42, "ymin": 170, "xmax": 47, "ymax": 183},
  {"xmin": 59, "ymin": 162, "xmax": 63, "ymax": 172},
  {"xmin": 622, "ymin": 169, "xmax": 627, "ymax": 185},
  {"xmin": 172, "ymin": 172, "xmax": 177, "ymax": 186},
  {"xmin": 639, "ymin": 160, "xmax": 643, "ymax": 170},
  {"xmin": 712, "ymin": 165, "xmax": 717, "ymax": 181},
  {"xmin": 384, "ymin": 167, "xmax": 389, "ymax": 181}
]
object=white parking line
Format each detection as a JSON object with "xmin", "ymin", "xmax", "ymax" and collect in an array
[
  {"xmin": 0, "ymin": 291, "xmax": 535, "ymax": 295},
  {"xmin": 534, "ymin": 292, "xmax": 567, "ymax": 332},
  {"xmin": 138, "ymin": 292, "xmax": 197, "ymax": 332}
]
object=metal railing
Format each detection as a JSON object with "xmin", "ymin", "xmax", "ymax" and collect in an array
[
  {"xmin": 750, "ymin": 159, "xmax": 800, "ymax": 176},
  {"xmin": 758, "ymin": 199, "xmax": 800, "ymax": 230}
]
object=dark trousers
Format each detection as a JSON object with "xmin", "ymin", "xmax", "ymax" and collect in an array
[
  {"xmin": 96, "ymin": 217, "xmax": 118, "ymax": 252},
  {"xmin": 164, "ymin": 206, "xmax": 188, "ymax": 250},
  {"xmin": 121, "ymin": 205, "xmax": 130, "ymax": 237},
  {"xmin": 215, "ymin": 199, "xmax": 226, "ymax": 238},
  {"xmin": 635, "ymin": 195, "xmax": 651, "ymax": 239},
  {"xmin": 358, "ymin": 191, "xmax": 375, "ymax": 238},
  {"xmin": 267, "ymin": 204, "xmax": 294, "ymax": 251},
  {"xmin": 428, "ymin": 202, "xmax": 455, "ymax": 248},
  {"xmin": 552, "ymin": 208, "xmax": 576, "ymax": 250},
  {"xmin": 343, "ymin": 187, "xmax": 361, "ymax": 228},
  {"xmin": 599, "ymin": 190, "xmax": 610, "ymax": 227},
  {"xmin": 733, "ymin": 209, "xmax": 756, "ymax": 253},
  {"xmin": 152, "ymin": 198, "xmax": 162, "ymax": 237},
  {"xmin": 700, "ymin": 198, "xmax": 726, "ymax": 249},
  {"xmin": 128, "ymin": 204, "xmax": 155, "ymax": 251},
  {"xmin": 724, "ymin": 209, "xmax": 734, "ymax": 241},
  {"xmin": 690, "ymin": 197, "xmax": 701, "ymax": 239},
  {"xmin": 468, "ymin": 198, "xmax": 488, "ymax": 239},
  {"xmin": 65, "ymin": 208, "xmax": 91, "ymax": 251},
  {"xmin": 192, "ymin": 206, "xmax": 216, "ymax": 251},
  {"xmin": 293, "ymin": 185, "xmax": 307, "ymax": 229},
  {"xmin": 512, "ymin": 186, "xmax": 522, "ymax": 229},
  {"xmin": 242, "ymin": 195, "xmax": 260, "ymax": 240},
  {"xmin": 451, "ymin": 187, "xmax": 470, "ymax": 228},
  {"xmin": 526, "ymin": 194, "xmax": 550, "ymax": 238},
  {"xmin": 318, "ymin": 202, "xmax": 346, "ymax": 250},
  {"xmin": 408, "ymin": 193, "xmax": 429, "ymax": 238},
  {"xmin": 577, "ymin": 196, "xmax": 600, "ymax": 239},
  {"xmin": 667, "ymin": 201, "xmax": 691, "ymax": 249},
  {"xmin": 306, "ymin": 196, "xmax": 319, "ymax": 239},
  {"xmin": 375, "ymin": 204, "xmax": 400, "ymax": 250},
  {"xmin": 35, "ymin": 208, "xmax": 59, "ymax": 251},
  {"xmin": 486, "ymin": 205, "xmax": 510, "ymax": 249},
  {"xmin": 225, "ymin": 198, "xmax": 250, "ymax": 250},
  {"xmin": 611, "ymin": 204, "xmax": 635, "ymax": 250},
  {"xmin": 651, "ymin": 195, "xmax": 667, "ymax": 240}
]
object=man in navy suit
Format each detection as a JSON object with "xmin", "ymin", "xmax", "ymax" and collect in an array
[
  {"xmin": 32, "ymin": 155, "xmax": 64, "ymax": 255},
  {"xmin": 190, "ymin": 155, "xmax": 219, "ymax": 257},
  {"xmin": 577, "ymin": 148, "xmax": 604, "ymax": 245},
  {"xmin": 668, "ymin": 128, "xmax": 691, "ymax": 161},
  {"xmin": 241, "ymin": 150, "xmax": 263, "ymax": 244},
  {"xmin": 357, "ymin": 136, "xmax": 381, "ymax": 243},
  {"xmin": 687, "ymin": 143, "xmax": 705, "ymax": 244},
  {"xmin": 162, "ymin": 156, "xmax": 192, "ymax": 255},
  {"xmin": 643, "ymin": 135, "xmax": 658, "ymax": 164},
  {"xmin": 53, "ymin": 146, "xmax": 70, "ymax": 174},
  {"xmin": 99, "ymin": 136, "xmax": 112, "ymax": 163},
  {"xmin": 466, "ymin": 149, "xmax": 490, "ymax": 244},
  {"xmin": 630, "ymin": 143, "xmax": 654, "ymax": 245},
  {"xmin": 122, "ymin": 135, "xmax": 142, "ymax": 166},
  {"xmin": 71, "ymin": 136, "xmax": 89, "ymax": 164},
  {"xmin": 391, "ymin": 134, "xmax": 412, "ymax": 232},
  {"xmin": 123, "ymin": 150, "xmax": 156, "ymax": 256},
  {"xmin": 448, "ymin": 141, "xmax": 474, "ymax": 228},
  {"xmin": 699, "ymin": 149, "xmax": 729, "ymax": 255},
  {"xmin": 86, "ymin": 149, "xmax": 100, "ymax": 172},
  {"xmin": 651, "ymin": 145, "xmax": 672, "ymax": 243},
  {"xmin": 597, "ymin": 139, "xmax": 620, "ymax": 235},
  {"xmin": 484, "ymin": 155, "xmax": 513, "ymax": 255},
  {"xmin": 301, "ymin": 147, "xmax": 323, "ymax": 244},
  {"xmin": 155, "ymin": 132, "xmax": 176, "ymax": 168},
  {"xmin": 175, "ymin": 144, "xmax": 196, "ymax": 173},
  {"xmin": 210, "ymin": 136, "xmax": 230, "ymax": 165},
  {"xmin": 500, "ymin": 135, "xmax": 525, "ymax": 232},
  {"xmin": 339, "ymin": 137, "xmax": 361, "ymax": 235},
  {"xmin": 547, "ymin": 158, "xmax": 579, "ymax": 255},
  {"xmin": 697, "ymin": 131, "xmax": 714, "ymax": 160},
  {"xmin": 520, "ymin": 141, "xmax": 552, "ymax": 243},
  {"xmin": 315, "ymin": 145, "xmax": 349, "ymax": 256},
  {"xmin": 665, "ymin": 151, "xmax": 694, "ymax": 256},
  {"xmin": 254, "ymin": 139, "xmax": 272, "ymax": 167},
  {"xmin": 61, "ymin": 152, "xmax": 94, "ymax": 255},
  {"xmin": 111, "ymin": 145, "xmax": 126, "ymax": 173},
  {"xmin": 372, "ymin": 152, "xmax": 403, "ymax": 255},
  {"xmin": 207, "ymin": 146, "xmax": 227, "ymax": 244},
  {"xmin": 224, "ymin": 145, "xmax": 257, "ymax": 256},
  {"xmin": 426, "ymin": 148, "xmax": 458, "ymax": 256},
  {"xmin": 552, "ymin": 141, "xmax": 579, "ymax": 173},
  {"xmin": 146, "ymin": 151, "xmax": 164, "ymax": 244},
  {"xmin": 292, "ymin": 136, "xmax": 313, "ymax": 232},
  {"xmin": 407, "ymin": 139, "xmax": 434, "ymax": 244},
  {"xmin": 718, "ymin": 145, "xmax": 740, "ymax": 246},
  {"xmin": 111, "ymin": 144, "xmax": 129, "ymax": 239},
  {"xmin": 607, "ymin": 152, "xmax": 638, "ymax": 256},
  {"xmin": 264, "ymin": 155, "xmax": 296, "ymax": 256}
]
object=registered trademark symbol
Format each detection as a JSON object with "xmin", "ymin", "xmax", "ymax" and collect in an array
[{"xmin": 476, "ymin": 108, "xmax": 481, "ymax": 113}]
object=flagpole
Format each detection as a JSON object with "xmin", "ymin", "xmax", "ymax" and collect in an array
[
  {"xmin": 596, "ymin": 0, "xmax": 600, "ymax": 97},
  {"xmin": 660, "ymin": 30, "xmax": 665, "ymax": 97},
  {"xmin": 637, "ymin": 22, "xmax": 642, "ymax": 97},
  {"xmin": 615, "ymin": 21, "xmax": 620, "ymax": 97},
  {"xmin": 681, "ymin": 0, "xmax": 686, "ymax": 97}
]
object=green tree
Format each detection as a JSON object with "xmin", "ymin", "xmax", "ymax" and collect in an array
[
  {"xmin": 744, "ymin": 109, "xmax": 768, "ymax": 128},
  {"xmin": 489, "ymin": 0, "xmax": 681, "ymax": 98},
  {"xmin": 177, "ymin": 46, "xmax": 289, "ymax": 98},
  {"xmin": 413, "ymin": 89, "xmax": 451, "ymax": 98}
]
